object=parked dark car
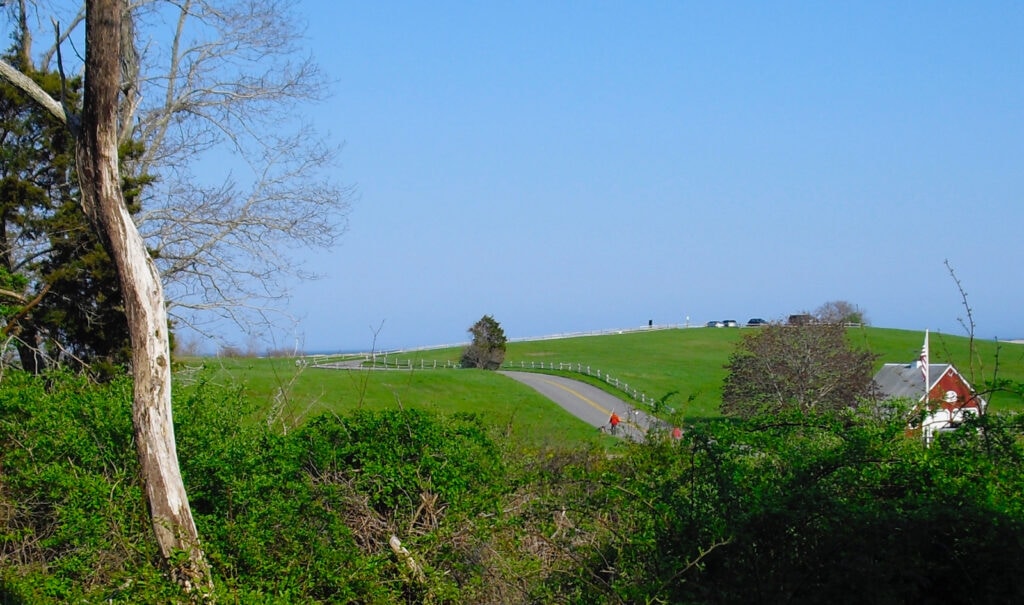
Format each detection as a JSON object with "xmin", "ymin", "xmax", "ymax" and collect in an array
[{"xmin": 746, "ymin": 318, "xmax": 768, "ymax": 327}]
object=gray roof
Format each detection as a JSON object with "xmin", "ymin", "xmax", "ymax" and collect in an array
[{"xmin": 872, "ymin": 363, "xmax": 952, "ymax": 401}]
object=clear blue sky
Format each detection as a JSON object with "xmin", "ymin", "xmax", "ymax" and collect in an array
[{"xmin": 273, "ymin": 1, "xmax": 1022, "ymax": 353}]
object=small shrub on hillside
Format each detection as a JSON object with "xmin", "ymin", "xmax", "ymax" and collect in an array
[{"xmin": 722, "ymin": 322, "xmax": 878, "ymax": 418}]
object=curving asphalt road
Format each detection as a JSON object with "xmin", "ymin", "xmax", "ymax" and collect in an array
[
  {"xmin": 499, "ymin": 371, "xmax": 664, "ymax": 441},
  {"xmin": 312, "ymin": 361, "xmax": 669, "ymax": 441}
]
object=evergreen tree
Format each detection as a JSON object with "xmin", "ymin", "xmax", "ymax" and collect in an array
[
  {"xmin": 0, "ymin": 52, "xmax": 135, "ymax": 376},
  {"xmin": 461, "ymin": 314, "xmax": 507, "ymax": 370}
]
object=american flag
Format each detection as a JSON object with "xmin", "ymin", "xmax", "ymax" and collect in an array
[{"xmin": 920, "ymin": 330, "xmax": 930, "ymax": 392}]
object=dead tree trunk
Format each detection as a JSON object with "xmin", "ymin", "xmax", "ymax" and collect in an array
[{"xmin": 74, "ymin": 0, "xmax": 212, "ymax": 594}]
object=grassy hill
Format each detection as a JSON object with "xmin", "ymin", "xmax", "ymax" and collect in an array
[{"xmin": 185, "ymin": 326, "xmax": 1024, "ymax": 444}]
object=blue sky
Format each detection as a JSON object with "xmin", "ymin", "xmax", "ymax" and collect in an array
[{"xmin": 272, "ymin": 1, "xmax": 1022, "ymax": 353}]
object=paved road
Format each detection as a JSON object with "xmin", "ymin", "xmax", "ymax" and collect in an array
[{"xmin": 500, "ymin": 371, "xmax": 664, "ymax": 441}]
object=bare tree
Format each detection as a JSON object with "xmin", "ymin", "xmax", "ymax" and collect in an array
[
  {"xmin": 14, "ymin": 0, "xmax": 353, "ymax": 341},
  {"xmin": 129, "ymin": 0, "xmax": 353, "ymax": 339},
  {"xmin": 814, "ymin": 300, "xmax": 867, "ymax": 325},
  {"xmin": 0, "ymin": 0, "xmax": 212, "ymax": 594},
  {"xmin": 722, "ymin": 322, "xmax": 879, "ymax": 419}
]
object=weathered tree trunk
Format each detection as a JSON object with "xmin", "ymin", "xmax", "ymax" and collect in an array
[{"xmin": 76, "ymin": 0, "xmax": 212, "ymax": 594}]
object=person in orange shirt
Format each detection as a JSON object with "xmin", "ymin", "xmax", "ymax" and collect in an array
[{"xmin": 609, "ymin": 412, "xmax": 621, "ymax": 435}]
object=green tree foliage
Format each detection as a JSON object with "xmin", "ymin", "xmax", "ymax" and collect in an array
[
  {"xmin": 461, "ymin": 314, "xmax": 507, "ymax": 370},
  {"xmin": 0, "ymin": 61, "xmax": 77, "ymax": 372},
  {"xmin": 721, "ymin": 322, "xmax": 879, "ymax": 418},
  {"xmin": 0, "ymin": 54, "xmax": 142, "ymax": 376},
  {"xmin": 532, "ymin": 407, "xmax": 1024, "ymax": 603}
]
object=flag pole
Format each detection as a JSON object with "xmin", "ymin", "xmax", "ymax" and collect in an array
[
  {"xmin": 921, "ymin": 329, "xmax": 930, "ymax": 400},
  {"xmin": 920, "ymin": 329, "xmax": 930, "ymax": 444}
]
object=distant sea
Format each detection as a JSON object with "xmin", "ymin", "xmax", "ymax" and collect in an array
[{"xmin": 303, "ymin": 349, "xmax": 368, "ymax": 356}]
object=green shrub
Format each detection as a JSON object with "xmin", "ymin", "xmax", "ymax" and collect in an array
[
  {"xmin": 535, "ymin": 409, "xmax": 1024, "ymax": 604},
  {"xmin": 7, "ymin": 368, "xmax": 1024, "ymax": 603},
  {"xmin": 0, "ymin": 372, "xmax": 174, "ymax": 602},
  {"xmin": 299, "ymin": 409, "xmax": 507, "ymax": 516}
]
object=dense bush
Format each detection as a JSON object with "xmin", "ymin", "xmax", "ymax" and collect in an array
[
  {"xmin": 0, "ymin": 371, "xmax": 520, "ymax": 603},
  {"xmin": 0, "ymin": 372, "xmax": 177, "ymax": 603},
  {"xmin": 4, "ymin": 370, "xmax": 1024, "ymax": 603},
  {"xmin": 534, "ymin": 409, "xmax": 1024, "ymax": 603}
]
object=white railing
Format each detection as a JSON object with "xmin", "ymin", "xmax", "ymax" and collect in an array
[
  {"xmin": 302, "ymin": 324, "xmax": 690, "ymax": 406},
  {"xmin": 499, "ymin": 360, "xmax": 658, "ymax": 408},
  {"xmin": 307, "ymin": 355, "xmax": 658, "ymax": 409}
]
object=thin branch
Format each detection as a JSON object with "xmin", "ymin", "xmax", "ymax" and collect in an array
[{"xmin": 1, "ymin": 283, "xmax": 51, "ymax": 338}]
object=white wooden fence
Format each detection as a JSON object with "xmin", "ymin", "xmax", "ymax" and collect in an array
[
  {"xmin": 301, "ymin": 323, "xmax": 689, "ymax": 407},
  {"xmin": 307, "ymin": 355, "xmax": 658, "ymax": 409},
  {"xmin": 500, "ymin": 360, "xmax": 659, "ymax": 407}
]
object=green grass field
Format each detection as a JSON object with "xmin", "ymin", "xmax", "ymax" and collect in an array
[
  {"xmin": 178, "ymin": 356, "xmax": 612, "ymax": 447},
  {"xmin": 180, "ymin": 326, "xmax": 1024, "ymax": 444}
]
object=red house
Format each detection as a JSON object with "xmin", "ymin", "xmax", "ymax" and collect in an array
[{"xmin": 872, "ymin": 361, "xmax": 987, "ymax": 443}]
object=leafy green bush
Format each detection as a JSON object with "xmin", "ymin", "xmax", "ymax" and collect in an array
[
  {"xmin": 6, "ymin": 369, "xmax": 1024, "ymax": 603},
  {"xmin": 1, "ymin": 370, "xmax": 523, "ymax": 602},
  {"xmin": 299, "ymin": 409, "xmax": 507, "ymax": 515},
  {"xmin": 0, "ymin": 372, "xmax": 174, "ymax": 602},
  {"xmin": 534, "ymin": 409, "xmax": 1024, "ymax": 604}
]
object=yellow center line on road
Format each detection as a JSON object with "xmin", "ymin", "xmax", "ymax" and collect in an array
[
  {"xmin": 539, "ymin": 377, "xmax": 647, "ymax": 435},
  {"xmin": 540, "ymin": 377, "xmax": 610, "ymax": 414}
]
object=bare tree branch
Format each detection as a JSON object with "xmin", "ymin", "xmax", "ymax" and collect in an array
[
  {"xmin": 8, "ymin": 0, "xmax": 354, "ymax": 340},
  {"xmin": 0, "ymin": 58, "xmax": 67, "ymax": 123}
]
